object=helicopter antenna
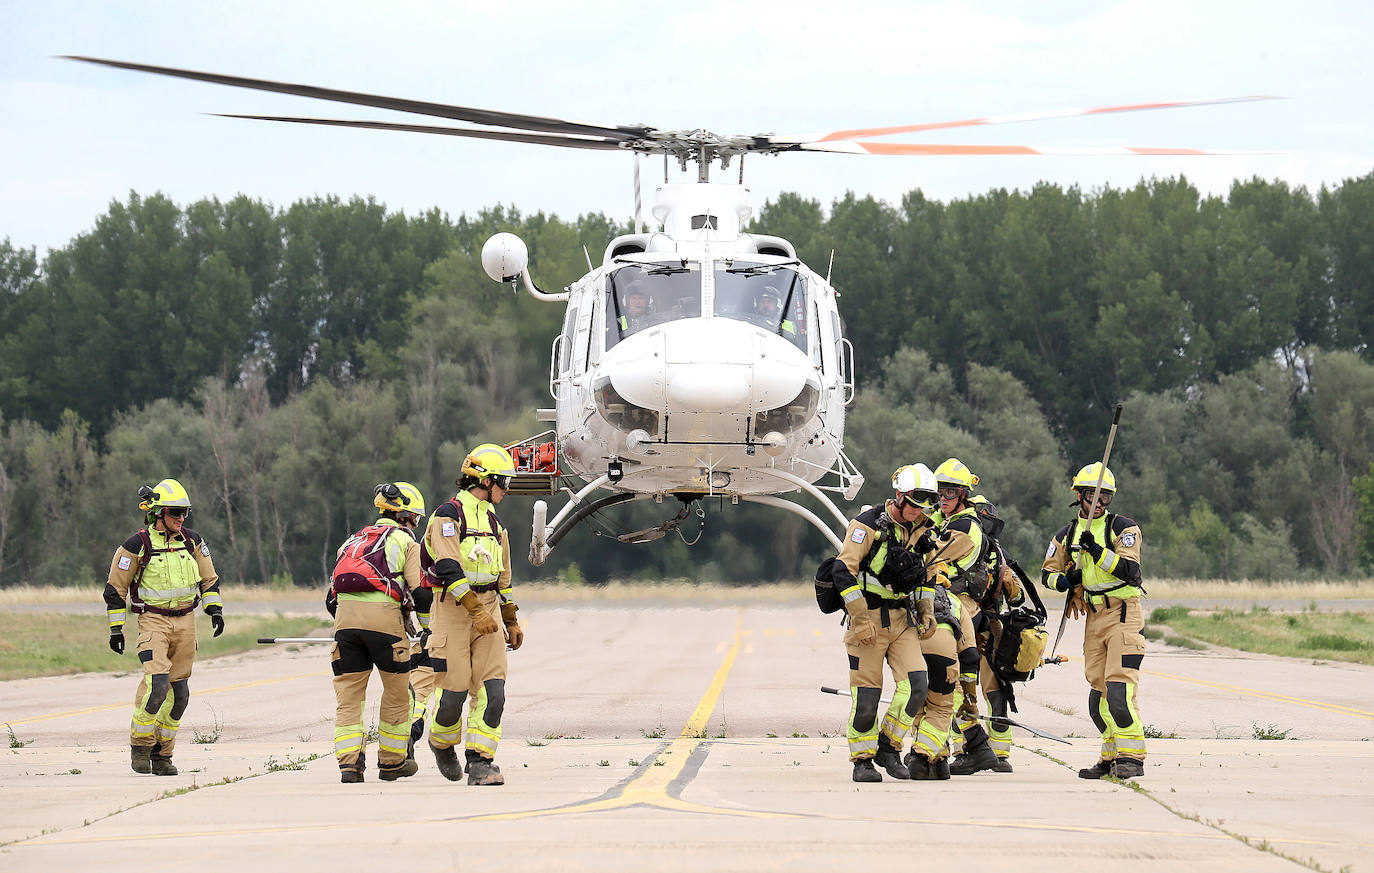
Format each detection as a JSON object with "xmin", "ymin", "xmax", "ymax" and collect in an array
[
  {"xmin": 583, "ymin": 245, "xmax": 593, "ymax": 272},
  {"xmin": 634, "ymin": 156, "xmax": 643, "ymax": 234},
  {"xmin": 738, "ymin": 153, "xmax": 744, "ymax": 185},
  {"xmin": 826, "ymin": 250, "xmax": 835, "ymax": 285}
]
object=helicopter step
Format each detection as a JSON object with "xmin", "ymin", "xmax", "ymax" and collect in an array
[{"xmin": 505, "ymin": 434, "xmax": 561, "ymax": 496}]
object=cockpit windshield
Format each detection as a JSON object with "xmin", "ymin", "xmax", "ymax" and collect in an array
[
  {"xmin": 605, "ymin": 262, "xmax": 703, "ymax": 350},
  {"xmin": 714, "ymin": 262, "xmax": 808, "ymax": 353}
]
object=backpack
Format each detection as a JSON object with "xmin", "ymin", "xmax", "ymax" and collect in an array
[
  {"xmin": 984, "ymin": 559, "xmax": 1049, "ymax": 692},
  {"xmin": 331, "ymin": 523, "xmax": 410, "ymax": 606},
  {"xmin": 813, "ymin": 556, "xmax": 843, "ymax": 614}
]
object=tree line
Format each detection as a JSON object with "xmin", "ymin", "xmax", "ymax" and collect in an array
[{"xmin": 2, "ymin": 171, "xmax": 1373, "ymax": 588}]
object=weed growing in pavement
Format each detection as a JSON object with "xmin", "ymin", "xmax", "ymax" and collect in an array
[
  {"xmin": 1252, "ymin": 723, "xmax": 1293, "ymax": 740},
  {"xmin": 6, "ymin": 724, "xmax": 31, "ymax": 748},
  {"xmin": 526, "ymin": 739, "xmax": 548, "ymax": 747},
  {"xmin": 790, "ymin": 731, "xmax": 808, "ymax": 738},
  {"xmin": 192, "ymin": 705, "xmax": 223, "ymax": 744},
  {"xmin": 766, "ymin": 732, "xmax": 778, "ymax": 738},
  {"xmin": 1144, "ymin": 724, "xmax": 1180, "ymax": 739},
  {"xmin": 641, "ymin": 724, "xmax": 666, "ymax": 738},
  {"xmin": 652, "ymin": 760, "xmax": 665, "ymax": 767},
  {"xmin": 365, "ymin": 722, "xmax": 380, "ymax": 743},
  {"xmin": 628, "ymin": 759, "xmax": 640, "ymax": 766},
  {"xmin": 596, "ymin": 759, "xmax": 610, "ymax": 767},
  {"xmin": 264, "ymin": 753, "xmax": 319, "ymax": 772},
  {"xmin": 1044, "ymin": 702, "xmax": 1077, "ymax": 717},
  {"xmin": 66, "ymin": 768, "xmax": 81, "ymax": 775}
]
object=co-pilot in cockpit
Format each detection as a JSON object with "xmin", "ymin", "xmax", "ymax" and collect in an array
[{"xmin": 604, "ymin": 261, "xmax": 808, "ymax": 353}]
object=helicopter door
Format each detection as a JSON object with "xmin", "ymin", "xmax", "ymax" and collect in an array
[{"xmin": 571, "ymin": 294, "xmax": 594, "ymax": 377}]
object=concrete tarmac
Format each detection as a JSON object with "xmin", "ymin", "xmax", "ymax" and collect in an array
[{"xmin": 2, "ymin": 600, "xmax": 1372, "ymax": 872}]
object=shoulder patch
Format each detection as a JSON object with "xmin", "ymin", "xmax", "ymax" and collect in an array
[
  {"xmin": 1120, "ymin": 532, "xmax": 1138, "ymax": 549},
  {"xmin": 200, "ymin": 542, "xmax": 211, "ymax": 557},
  {"xmin": 441, "ymin": 520, "xmax": 458, "ymax": 538},
  {"xmin": 850, "ymin": 529, "xmax": 867, "ymax": 544},
  {"xmin": 1045, "ymin": 541, "xmax": 1057, "ymax": 559},
  {"xmin": 117, "ymin": 555, "xmax": 133, "ymax": 571}
]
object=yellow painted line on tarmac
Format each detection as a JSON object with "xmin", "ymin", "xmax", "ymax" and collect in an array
[
  {"xmin": 1142, "ymin": 667, "xmax": 1374, "ymax": 721},
  {"xmin": 4, "ymin": 670, "xmax": 329, "ymax": 727}
]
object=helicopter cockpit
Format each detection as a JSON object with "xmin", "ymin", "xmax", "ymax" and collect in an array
[
  {"xmin": 713, "ymin": 263, "xmax": 808, "ymax": 354},
  {"xmin": 605, "ymin": 262, "xmax": 703, "ymax": 349}
]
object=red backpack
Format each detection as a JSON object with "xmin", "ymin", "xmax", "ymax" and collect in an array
[{"xmin": 331, "ymin": 523, "xmax": 411, "ymax": 606}]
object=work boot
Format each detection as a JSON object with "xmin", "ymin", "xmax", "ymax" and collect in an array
[
  {"xmin": 340, "ymin": 768, "xmax": 364, "ymax": 783},
  {"xmin": 851, "ymin": 759, "xmax": 882, "ymax": 783},
  {"xmin": 906, "ymin": 752, "xmax": 936, "ymax": 780},
  {"xmin": 1112, "ymin": 757, "xmax": 1144, "ymax": 779},
  {"xmin": 1078, "ymin": 759, "xmax": 1113, "ymax": 779},
  {"xmin": 379, "ymin": 758, "xmax": 419, "ymax": 781},
  {"xmin": 151, "ymin": 755, "xmax": 178, "ymax": 776},
  {"xmin": 992, "ymin": 757, "xmax": 1014, "ymax": 773},
  {"xmin": 466, "ymin": 753, "xmax": 505, "ymax": 786},
  {"xmin": 431, "ymin": 743, "xmax": 463, "ymax": 782},
  {"xmin": 874, "ymin": 737, "xmax": 910, "ymax": 780},
  {"xmin": 932, "ymin": 757, "xmax": 951, "ymax": 780},
  {"xmin": 130, "ymin": 745, "xmax": 153, "ymax": 775},
  {"xmin": 949, "ymin": 725, "xmax": 999, "ymax": 775}
]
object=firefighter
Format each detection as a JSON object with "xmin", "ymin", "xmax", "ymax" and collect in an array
[
  {"xmin": 903, "ymin": 583, "xmax": 964, "ymax": 780},
  {"xmin": 1042, "ymin": 463, "xmax": 1146, "ymax": 780},
  {"xmin": 424, "ymin": 443, "xmax": 525, "ymax": 786},
  {"xmin": 831, "ymin": 464, "xmax": 940, "ymax": 783},
  {"xmin": 327, "ymin": 482, "xmax": 426, "ymax": 783},
  {"xmin": 104, "ymin": 479, "xmax": 224, "ymax": 776},
  {"xmin": 922, "ymin": 458, "xmax": 1000, "ymax": 775},
  {"xmin": 948, "ymin": 504, "xmax": 1025, "ymax": 774}
]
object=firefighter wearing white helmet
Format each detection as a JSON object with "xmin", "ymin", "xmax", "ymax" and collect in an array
[
  {"xmin": 918, "ymin": 458, "xmax": 1001, "ymax": 775},
  {"xmin": 422, "ymin": 443, "xmax": 523, "ymax": 786},
  {"xmin": 828, "ymin": 463, "xmax": 940, "ymax": 783},
  {"xmin": 327, "ymin": 481, "xmax": 427, "ymax": 783},
  {"xmin": 103, "ymin": 478, "xmax": 223, "ymax": 776},
  {"xmin": 1041, "ymin": 463, "xmax": 1147, "ymax": 780}
]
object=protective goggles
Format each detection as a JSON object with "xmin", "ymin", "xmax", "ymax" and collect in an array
[
  {"xmin": 937, "ymin": 486, "xmax": 965, "ymax": 501},
  {"xmin": 898, "ymin": 490, "xmax": 937, "ymax": 511},
  {"xmin": 489, "ymin": 475, "xmax": 512, "ymax": 491},
  {"xmin": 164, "ymin": 507, "xmax": 190, "ymax": 519},
  {"xmin": 1075, "ymin": 488, "xmax": 1113, "ymax": 505}
]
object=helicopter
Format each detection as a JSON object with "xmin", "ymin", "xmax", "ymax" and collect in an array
[{"xmin": 63, "ymin": 56, "xmax": 1270, "ymax": 564}]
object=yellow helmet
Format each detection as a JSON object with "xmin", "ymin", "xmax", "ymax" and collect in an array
[
  {"xmin": 375, "ymin": 481, "xmax": 426, "ymax": 520},
  {"xmin": 1071, "ymin": 463, "xmax": 1116, "ymax": 494},
  {"xmin": 138, "ymin": 478, "xmax": 191, "ymax": 512},
  {"xmin": 933, "ymin": 458, "xmax": 979, "ymax": 490},
  {"xmin": 461, "ymin": 443, "xmax": 516, "ymax": 483}
]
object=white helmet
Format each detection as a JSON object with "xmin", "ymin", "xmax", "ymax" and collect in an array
[{"xmin": 892, "ymin": 463, "xmax": 938, "ymax": 511}]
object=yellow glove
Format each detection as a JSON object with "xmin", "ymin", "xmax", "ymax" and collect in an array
[
  {"xmin": 459, "ymin": 591, "xmax": 499, "ymax": 636},
  {"xmin": 958, "ymin": 679, "xmax": 981, "ymax": 719},
  {"xmin": 843, "ymin": 599, "xmax": 876, "ymax": 646},
  {"xmin": 915, "ymin": 598, "xmax": 937, "ymax": 639}
]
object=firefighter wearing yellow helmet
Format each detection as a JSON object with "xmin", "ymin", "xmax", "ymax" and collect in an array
[
  {"xmin": 828, "ymin": 463, "xmax": 941, "ymax": 783},
  {"xmin": 327, "ymin": 481, "xmax": 427, "ymax": 783},
  {"xmin": 1041, "ymin": 463, "xmax": 1147, "ymax": 780},
  {"xmin": 917, "ymin": 458, "xmax": 1000, "ymax": 776},
  {"xmin": 422, "ymin": 443, "xmax": 523, "ymax": 786},
  {"xmin": 103, "ymin": 478, "xmax": 223, "ymax": 776}
]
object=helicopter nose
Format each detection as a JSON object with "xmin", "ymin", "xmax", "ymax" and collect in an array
[{"xmin": 665, "ymin": 363, "xmax": 751, "ymax": 410}]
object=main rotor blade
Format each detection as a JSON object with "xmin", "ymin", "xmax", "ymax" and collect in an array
[
  {"xmin": 799, "ymin": 141, "xmax": 1269, "ymax": 156},
  {"xmin": 215, "ymin": 114, "xmax": 629, "ymax": 150},
  {"xmin": 63, "ymin": 55, "xmax": 649, "ymax": 140},
  {"xmin": 772, "ymin": 96, "xmax": 1277, "ymax": 144}
]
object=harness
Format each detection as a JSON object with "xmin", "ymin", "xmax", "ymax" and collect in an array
[
  {"xmin": 941, "ymin": 513, "xmax": 989, "ymax": 600},
  {"xmin": 129, "ymin": 528, "xmax": 200, "ymax": 617},
  {"xmin": 421, "ymin": 497, "xmax": 505, "ymax": 594}
]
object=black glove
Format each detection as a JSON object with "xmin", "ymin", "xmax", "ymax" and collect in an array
[
  {"xmin": 208, "ymin": 608, "xmax": 225, "ymax": 637},
  {"xmin": 914, "ymin": 529, "xmax": 937, "ymax": 555},
  {"xmin": 1078, "ymin": 529, "xmax": 1103, "ymax": 560},
  {"xmin": 1063, "ymin": 567, "xmax": 1083, "ymax": 591},
  {"xmin": 419, "ymin": 628, "xmax": 432, "ymax": 650},
  {"xmin": 109, "ymin": 628, "xmax": 125, "ymax": 654},
  {"xmin": 874, "ymin": 512, "xmax": 892, "ymax": 534},
  {"xmin": 325, "ymin": 590, "xmax": 338, "ymax": 617}
]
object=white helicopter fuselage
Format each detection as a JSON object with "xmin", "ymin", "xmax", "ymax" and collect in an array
[{"xmin": 547, "ymin": 184, "xmax": 856, "ymax": 499}]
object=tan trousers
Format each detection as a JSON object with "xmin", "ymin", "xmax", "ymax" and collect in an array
[
  {"xmin": 910, "ymin": 626, "xmax": 958, "ymax": 760},
  {"xmin": 1084, "ymin": 595, "xmax": 1147, "ymax": 762},
  {"xmin": 331, "ymin": 600, "xmax": 412, "ymax": 769},
  {"xmin": 130, "ymin": 611, "xmax": 196, "ymax": 753},
  {"xmin": 845, "ymin": 604, "xmax": 924, "ymax": 760}
]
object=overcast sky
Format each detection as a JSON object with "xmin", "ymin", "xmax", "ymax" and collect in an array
[{"xmin": 3, "ymin": 0, "xmax": 1371, "ymax": 254}]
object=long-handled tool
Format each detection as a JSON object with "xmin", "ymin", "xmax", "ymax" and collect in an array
[
  {"xmin": 258, "ymin": 637, "xmax": 333, "ymax": 644},
  {"xmin": 818, "ymin": 686, "xmax": 1071, "ymax": 744},
  {"xmin": 1046, "ymin": 402, "xmax": 1123, "ymax": 665}
]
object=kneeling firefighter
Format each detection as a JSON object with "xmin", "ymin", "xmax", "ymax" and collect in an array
[
  {"xmin": 423, "ymin": 444, "xmax": 525, "ymax": 786},
  {"xmin": 828, "ymin": 464, "xmax": 940, "ymax": 783},
  {"xmin": 104, "ymin": 479, "xmax": 224, "ymax": 776},
  {"xmin": 922, "ymin": 458, "xmax": 1000, "ymax": 775},
  {"xmin": 327, "ymin": 482, "xmax": 426, "ymax": 783}
]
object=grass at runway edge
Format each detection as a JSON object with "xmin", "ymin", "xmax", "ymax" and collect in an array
[
  {"xmin": 0, "ymin": 613, "xmax": 331, "ymax": 680},
  {"xmin": 1149, "ymin": 605, "xmax": 1374, "ymax": 666}
]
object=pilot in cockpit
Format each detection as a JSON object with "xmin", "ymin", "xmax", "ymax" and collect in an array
[{"xmin": 754, "ymin": 286, "xmax": 795, "ymax": 336}]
